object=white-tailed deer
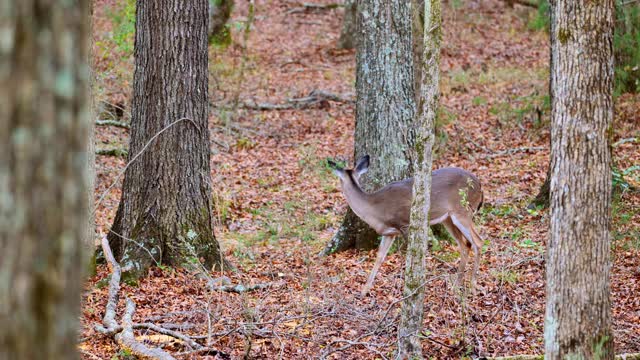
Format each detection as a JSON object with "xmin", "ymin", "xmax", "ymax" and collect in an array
[{"xmin": 328, "ymin": 155, "xmax": 484, "ymax": 295}]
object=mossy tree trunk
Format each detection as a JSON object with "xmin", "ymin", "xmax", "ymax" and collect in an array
[
  {"xmin": 0, "ymin": 0, "xmax": 91, "ymax": 358},
  {"xmin": 321, "ymin": 0, "xmax": 416, "ymax": 255},
  {"xmin": 109, "ymin": 0, "xmax": 225, "ymax": 277},
  {"xmin": 545, "ymin": 0, "xmax": 615, "ymax": 358},
  {"xmin": 398, "ymin": 0, "xmax": 441, "ymax": 358}
]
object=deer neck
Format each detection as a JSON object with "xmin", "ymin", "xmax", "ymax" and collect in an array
[{"xmin": 341, "ymin": 173, "xmax": 377, "ymax": 226}]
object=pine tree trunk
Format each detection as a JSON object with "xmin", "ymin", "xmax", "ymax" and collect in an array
[
  {"xmin": 337, "ymin": 0, "xmax": 357, "ymax": 50},
  {"xmin": 322, "ymin": 0, "xmax": 416, "ymax": 255},
  {"xmin": 109, "ymin": 0, "xmax": 225, "ymax": 276},
  {"xmin": 544, "ymin": 0, "xmax": 615, "ymax": 358},
  {"xmin": 398, "ymin": 0, "xmax": 441, "ymax": 358},
  {"xmin": 0, "ymin": 1, "xmax": 91, "ymax": 358}
]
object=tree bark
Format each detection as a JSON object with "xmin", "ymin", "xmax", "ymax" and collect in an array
[
  {"xmin": 337, "ymin": 0, "xmax": 357, "ymax": 50},
  {"xmin": 545, "ymin": 0, "xmax": 615, "ymax": 358},
  {"xmin": 322, "ymin": 0, "xmax": 416, "ymax": 255},
  {"xmin": 109, "ymin": 0, "xmax": 225, "ymax": 277},
  {"xmin": 398, "ymin": 0, "xmax": 441, "ymax": 358},
  {"xmin": 0, "ymin": 1, "xmax": 91, "ymax": 358}
]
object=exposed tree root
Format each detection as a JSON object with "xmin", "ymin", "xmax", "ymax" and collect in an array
[{"xmin": 93, "ymin": 236, "xmax": 229, "ymax": 359}]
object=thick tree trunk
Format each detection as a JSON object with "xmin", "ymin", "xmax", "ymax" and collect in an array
[
  {"xmin": 398, "ymin": 0, "xmax": 441, "ymax": 358},
  {"xmin": 337, "ymin": 0, "xmax": 357, "ymax": 50},
  {"xmin": 109, "ymin": 0, "xmax": 225, "ymax": 277},
  {"xmin": 0, "ymin": 1, "xmax": 91, "ymax": 358},
  {"xmin": 322, "ymin": 0, "xmax": 416, "ymax": 255},
  {"xmin": 544, "ymin": 0, "xmax": 615, "ymax": 358}
]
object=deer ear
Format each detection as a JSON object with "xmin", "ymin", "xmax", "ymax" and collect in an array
[{"xmin": 354, "ymin": 155, "xmax": 370, "ymax": 178}]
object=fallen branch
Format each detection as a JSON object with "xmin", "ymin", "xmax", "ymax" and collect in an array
[
  {"xmin": 241, "ymin": 89, "xmax": 354, "ymax": 111},
  {"xmin": 485, "ymin": 146, "xmax": 546, "ymax": 158},
  {"xmin": 287, "ymin": 2, "xmax": 341, "ymax": 14},
  {"xmin": 115, "ymin": 298, "xmax": 175, "ymax": 360},
  {"xmin": 96, "ymin": 119, "xmax": 130, "ymax": 129},
  {"xmin": 486, "ymin": 354, "xmax": 640, "ymax": 360},
  {"xmin": 208, "ymin": 281, "xmax": 280, "ymax": 293},
  {"xmin": 501, "ymin": 0, "xmax": 537, "ymax": 7},
  {"xmin": 96, "ymin": 148, "xmax": 128, "ymax": 157},
  {"xmin": 613, "ymin": 137, "xmax": 638, "ymax": 147}
]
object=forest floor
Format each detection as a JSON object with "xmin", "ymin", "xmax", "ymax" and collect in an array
[{"xmin": 82, "ymin": 0, "xmax": 640, "ymax": 359}]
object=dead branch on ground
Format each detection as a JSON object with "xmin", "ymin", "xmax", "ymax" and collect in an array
[
  {"xmin": 241, "ymin": 89, "xmax": 354, "ymax": 111},
  {"xmin": 287, "ymin": 2, "xmax": 341, "ymax": 14},
  {"xmin": 486, "ymin": 354, "xmax": 640, "ymax": 360},
  {"xmin": 485, "ymin": 146, "xmax": 546, "ymax": 158},
  {"xmin": 208, "ymin": 281, "xmax": 282, "ymax": 293},
  {"xmin": 501, "ymin": 0, "xmax": 537, "ymax": 8},
  {"xmin": 115, "ymin": 298, "xmax": 176, "ymax": 360},
  {"xmin": 96, "ymin": 119, "xmax": 130, "ymax": 129}
]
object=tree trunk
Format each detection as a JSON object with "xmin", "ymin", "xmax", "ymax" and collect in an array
[
  {"xmin": 109, "ymin": 0, "xmax": 225, "ymax": 277},
  {"xmin": 545, "ymin": 0, "xmax": 615, "ymax": 358},
  {"xmin": 322, "ymin": 0, "xmax": 416, "ymax": 255},
  {"xmin": 0, "ymin": 1, "xmax": 91, "ymax": 358},
  {"xmin": 208, "ymin": 0, "xmax": 234, "ymax": 43},
  {"xmin": 528, "ymin": 166, "xmax": 550, "ymax": 209},
  {"xmin": 337, "ymin": 0, "xmax": 357, "ymax": 50},
  {"xmin": 398, "ymin": 0, "xmax": 441, "ymax": 358}
]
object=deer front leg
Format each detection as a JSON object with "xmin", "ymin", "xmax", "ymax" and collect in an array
[{"xmin": 362, "ymin": 235, "xmax": 395, "ymax": 296}]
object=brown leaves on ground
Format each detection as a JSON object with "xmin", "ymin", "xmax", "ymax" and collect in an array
[{"xmin": 85, "ymin": 0, "xmax": 640, "ymax": 358}]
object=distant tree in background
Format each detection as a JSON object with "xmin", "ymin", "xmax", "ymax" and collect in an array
[
  {"xmin": 322, "ymin": 0, "xmax": 416, "ymax": 255},
  {"xmin": 209, "ymin": 0, "xmax": 234, "ymax": 44},
  {"xmin": 544, "ymin": 0, "xmax": 615, "ymax": 358},
  {"xmin": 0, "ymin": 1, "xmax": 91, "ymax": 358},
  {"xmin": 398, "ymin": 0, "xmax": 441, "ymax": 357},
  {"xmin": 109, "ymin": 0, "xmax": 225, "ymax": 276},
  {"xmin": 337, "ymin": 0, "xmax": 357, "ymax": 49}
]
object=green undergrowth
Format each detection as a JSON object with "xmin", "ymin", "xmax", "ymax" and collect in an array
[{"xmin": 529, "ymin": 0, "xmax": 640, "ymax": 96}]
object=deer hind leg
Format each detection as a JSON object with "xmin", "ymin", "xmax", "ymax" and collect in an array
[
  {"xmin": 450, "ymin": 214, "xmax": 483, "ymax": 290},
  {"xmin": 362, "ymin": 235, "xmax": 396, "ymax": 296},
  {"xmin": 442, "ymin": 218, "xmax": 471, "ymax": 286}
]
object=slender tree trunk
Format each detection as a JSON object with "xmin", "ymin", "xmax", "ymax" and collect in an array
[
  {"xmin": 109, "ymin": 0, "xmax": 225, "ymax": 277},
  {"xmin": 322, "ymin": 0, "xmax": 416, "ymax": 255},
  {"xmin": 0, "ymin": 1, "xmax": 91, "ymax": 358},
  {"xmin": 208, "ymin": 0, "xmax": 234, "ymax": 43},
  {"xmin": 544, "ymin": 0, "xmax": 615, "ymax": 358},
  {"xmin": 398, "ymin": 0, "xmax": 441, "ymax": 358},
  {"xmin": 337, "ymin": 0, "xmax": 357, "ymax": 50}
]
